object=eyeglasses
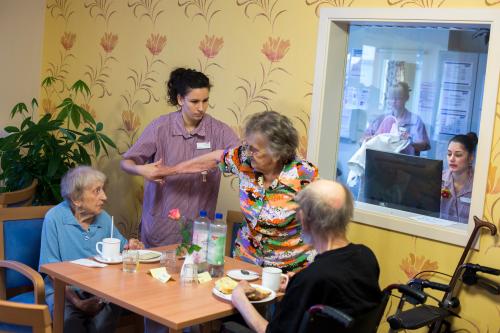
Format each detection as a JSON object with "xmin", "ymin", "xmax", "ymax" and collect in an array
[{"xmin": 243, "ymin": 143, "xmax": 263, "ymax": 157}]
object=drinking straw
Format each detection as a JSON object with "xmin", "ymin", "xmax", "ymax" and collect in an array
[{"xmin": 111, "ymin": 216, "xmax": 114, "ymax": 239}]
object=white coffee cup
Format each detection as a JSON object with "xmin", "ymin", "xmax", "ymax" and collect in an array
[
  {"xmin": 96, "ymin": 238, "xmax": 121, "ymax": 260},
  {"xmin": 261, "ymin": 267, "xmax": 289, "ymax": 292}
]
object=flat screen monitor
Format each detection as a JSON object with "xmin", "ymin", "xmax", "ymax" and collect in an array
[{"xmin": 363, "ymin": 149, "xmax": 443, "ymax": 217}]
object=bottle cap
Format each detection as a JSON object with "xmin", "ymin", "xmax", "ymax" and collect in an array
[
  {"xmin": 200, "ymin": 210, "xmax": 207, "ymax": 217},
  {"xmin": 215, "ymin": 212, "xmax": 223, "ymax": 219}
]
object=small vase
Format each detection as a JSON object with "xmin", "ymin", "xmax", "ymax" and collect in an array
[{"xmin": 180, "ymin": 253, "xmax": 198, "ymax": 285}]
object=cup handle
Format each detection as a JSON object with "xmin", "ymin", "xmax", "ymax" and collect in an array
[{"xmin": 96, "ymin": 242, "xmax": 103, "ymax": 256}]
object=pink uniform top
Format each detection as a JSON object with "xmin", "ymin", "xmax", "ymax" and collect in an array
[
  {"xmin": 440, "ymin": 168, "xmax": 474, "ymax": 224},
  {"xmin": 123, "ymin": 111, "xmax": 239, "ymax": 247},
  {"xmin": 364, "ymin": 109, "xmax": 430, "ymax": 155}
]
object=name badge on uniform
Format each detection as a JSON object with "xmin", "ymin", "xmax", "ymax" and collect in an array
[
  {"xmin": 196, "ymin": 142, "xmax": 211, "ymax": 150},
  {"xmin": 460, "ymin": 197, "xmax": 471, "ymax": 204}
]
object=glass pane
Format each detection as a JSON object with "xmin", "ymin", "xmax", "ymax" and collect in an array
[{"xmin": 337, "ymin": 24, "xmax": 488, "ymax": 224}]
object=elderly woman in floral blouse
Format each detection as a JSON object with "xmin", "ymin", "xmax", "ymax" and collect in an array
[{"xmin": 159, "ymin": 111, "xmax": 318, "ymax": 272}]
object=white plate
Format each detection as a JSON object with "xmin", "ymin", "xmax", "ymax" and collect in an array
[
  {"xmin": 212, "ymin": 284, "xmax": 276, "ymax": 303},
  {"xmin": 227, "ymin": 269, "xmax": 260, "ymax": 281},
  {"xmin": 137, "ymin": 250, "xmax": 161, "ymax": 263},
  {"xmin": 94, "ymin": 255, "xmax": 122, "ymax": 264}
]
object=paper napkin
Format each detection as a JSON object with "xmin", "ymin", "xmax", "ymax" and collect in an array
[
  {"xmin": 197, "ymin": 271, "xmax": 212, "ymax": 284},
  {"xmin": 149, "ymin": 267, "xmax": 171, "ymax": 283},
  {"xmin": 71, "ymin": 259, "xmax": 107, "ymax": 268}
]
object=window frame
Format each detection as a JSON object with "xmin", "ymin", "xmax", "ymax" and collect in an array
[{"xmin": 307, "ymin": 8, "xmax": 500, "ymax": 247}]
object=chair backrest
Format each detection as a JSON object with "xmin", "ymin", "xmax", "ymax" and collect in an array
[
  {"xmin": 0, "ymin": 260, "xmax": 51, "ymax": 333},
  {"xmin": 299, "ymin": 291, "xmax": 390, "ymax": 333},
  {"xmin": 225, "ymin": 210, "xmax": 244, "ymax": 257},
  {"xmin": 0, "ymin": 179, "xmax": 38, "ymax": 208},
  {"xmin": 0, "ymin": 205, "xmax": 53, "ymax": 299}
]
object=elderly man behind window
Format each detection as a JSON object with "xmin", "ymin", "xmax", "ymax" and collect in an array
[{"xmin": 230, "ymin": 180, "xmax": 383, "ymax": 333}]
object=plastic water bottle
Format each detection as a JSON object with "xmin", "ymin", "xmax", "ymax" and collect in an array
[
  {"xmin": 191, "ymin": 210, "xmax": 210, "ymax": 272},
  {"xmin": 207, "ymin": 212, "xmax": 227, "ymax": 277}
]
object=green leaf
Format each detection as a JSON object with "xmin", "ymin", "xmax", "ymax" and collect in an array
[
  {"xmin": 10, "ymin": 103, "xmax": 28, "ymax": 118},
  {"xmin": 79, "ymin": 107, "xmax": 96, "ymax": 125},
  {"xmin": 98, "ymin": 133, "xmax": 116, "ymax": 148},
  {"xmin": 94, "ymin": 138, "xmax": 101, "ymax": 156},
  {"xmin": 56, "ymin": 105, "xmax": 71, "ymax": 121},
  {"xmin": 41, "ymin": 76, "xmax": 56, "ymax": 87},
  {"xmin": 71, "ymin": 104, "xmax": 81, "ymax": 128},
  {"xmin": 31, "ymin": 98, "xmax": 38, "ymax": 110},
  {"xmin": 4, "ymin": 126, "xmax": 19, "ymax": 133},
  {"xmin": 96, "ymin": 122, "xmax": 103, "ymax": 131},
  {"xmin": 71, "ymin": 80, "xmax": 91, "ymax": 97},
  {"xmin": 47, "ymin": 156, "xmax": 59, "ymax": 177}
]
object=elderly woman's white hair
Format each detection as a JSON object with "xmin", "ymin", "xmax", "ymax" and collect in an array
[
  {"xmin": 61, "ymin": 166, "xmax": 106, "ymax": 202},
  {"xmin": 244, "ymin": 111, "xmax": 299, "ymax": 164}
]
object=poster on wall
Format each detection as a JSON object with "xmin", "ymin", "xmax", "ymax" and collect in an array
[
  {"xmin": 436, "ymin": 60, "xmax": 474, "ymax": 136},
  {"xmin": 437, "ymin": 88, "xmax": 471, "ymax": 135},
  {"xmin": 442, "ymin": 61, "xmax": 473, "ymax": 86}
]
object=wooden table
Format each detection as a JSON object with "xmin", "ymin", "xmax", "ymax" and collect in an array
[{"xmin": 40, "ymin": 246, "xmax": 266, "ymax": 333}]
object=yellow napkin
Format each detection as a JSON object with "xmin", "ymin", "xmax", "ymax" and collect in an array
[
  {"xmin": 149, "ymin": 267, "xmax": 171, "ymax": 283},
  {"xmin": 197, "ymin": 271, "xmax": 212, "ymax": 284}
]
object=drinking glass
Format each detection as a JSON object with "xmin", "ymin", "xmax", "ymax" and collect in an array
[
  {"xmin": 160, "ymin": 250, "xmax": 178, "ymax": 274},
  {"xmin": 180, "ymin": 262, "xmax": 198, "ymax": 285},
  {"xmin": 122, "ymin": 250, "xmax": 139, "ymax": 273}
]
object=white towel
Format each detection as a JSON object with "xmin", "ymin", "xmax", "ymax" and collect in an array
[{"xmin": 346, "ymin": 133, "xmax": 410, "ymax": 187}]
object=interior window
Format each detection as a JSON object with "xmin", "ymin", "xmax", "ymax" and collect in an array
[
  {"xmin": 308, "ymin": 9, "xmax": 499, "ymax": 246},
  {"xmin": 337, "ymin": 25, "xmax": 488, "ymax": 227}
]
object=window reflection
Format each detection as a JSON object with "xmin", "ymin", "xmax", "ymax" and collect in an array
[{"xmin": 338, "ymin": 24, "xmax": 488, "ymax": 224}]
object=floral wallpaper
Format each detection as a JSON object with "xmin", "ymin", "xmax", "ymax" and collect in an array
[{"xmin": 38, "ymin": 0, "xmax": 500, "ymax": 331}]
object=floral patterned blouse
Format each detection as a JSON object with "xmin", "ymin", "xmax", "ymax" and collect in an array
[{"xmin": 220, "ymin": 145, "xmax": 319, "ymax": 272}]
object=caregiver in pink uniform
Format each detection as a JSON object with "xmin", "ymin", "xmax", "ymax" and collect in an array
[{"xmin": 440, "ymin": 132, "xmax": 478, "ymax": 223}]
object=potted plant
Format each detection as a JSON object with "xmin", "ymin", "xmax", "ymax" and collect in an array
[{"xmin": 0, "ymin": 79, "xmax": 116, "ymax": 204}]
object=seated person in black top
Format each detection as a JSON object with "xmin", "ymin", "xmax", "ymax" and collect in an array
[{"xmin": 231, "ymin": 179, "xmax": 383, "ymax": 333}]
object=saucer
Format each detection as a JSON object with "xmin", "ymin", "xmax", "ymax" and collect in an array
[
  {"xmin": 227, "ymin": 269, "xmax": 260, "ymax": 281},
  {"xmin": 137, "ymin": 250, "xmax": 161, "ymax": 263},
  {"xmin": 94, "ymin": 255, "xmax": 122, "ymax": 264}
]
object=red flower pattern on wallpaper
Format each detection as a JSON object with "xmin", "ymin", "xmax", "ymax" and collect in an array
[
  {"xmin": 228, "ymin": 36, "xmax": 291, "ymax": 128},
  {"xmin": 199, "ymin": 35, "xmax": 223, "ymax": 59},
  {"xmin": 198, "ymin": 35, "xmax": 224, "ymax": 73},
  {"xmin": 146, "ymin": 33, "xmax": 167, "ymax": 56},
  {"xmin": 118, "ymin": 33, "xmax": 167, "ymax": 153},
  {"xmin": 60, "ymin": 32, "xmax": 76, "ymax": 51},
  {"xmin": 399, "ymin": 253, "xmax": 439, "ymax": 279},
  {"xmin": 100, "ymin": 32, "xmax": 118, "ymax": 53},
  {"xmin": 261, "ymin": 37, "xmax": 290, "ymax": 62}
]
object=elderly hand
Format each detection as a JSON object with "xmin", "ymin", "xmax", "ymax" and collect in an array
[
  {"xmin": 125, "ymin": 238, "xmax": 144, "ymax": 250},
  {"xmin": 279, "ymin": 271, "xmax": 295, "ymax": 292},
  {"xmin": 231, "ymin": 280, "xmax": 253, "ymax": 308},
  {"xmin": 139, "ymin": 159, "xmax": 165, "ymax": 183},
  {"xmin": 76, "ymin": 296, "xmax": 104, "ymax": 316}
]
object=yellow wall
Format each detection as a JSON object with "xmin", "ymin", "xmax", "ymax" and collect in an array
[
  {"xmin": 37, "ymin": 0, "xmax": 499, "ymax": 331},
  {"xmin": 0, "ymin": 0, "xmax": 45, "ymax": 133}
]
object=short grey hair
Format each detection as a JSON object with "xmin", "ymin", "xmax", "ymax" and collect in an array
[
  {"xmin": 295, "ymin": 182, "xmax": 353, "ymax": 238},
  {"xmin": 244, "ymin": 111, "xmax": 298, "ymax": 164},
  {"xmin": 61, "ymin": 166, "xmax": 106, "ymax": 202}
]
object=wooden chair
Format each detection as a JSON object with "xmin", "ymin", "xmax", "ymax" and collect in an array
[
  {"xmin": 225, "ymin": 210, "xmax": 245, "ymax": 257},
  {"xmin": 0, "ymin": 179, "xmax": 38, "ymax": 208},
  {"xmin": 0, "ymin": 260, "xmax": 51, "ymax": 333},
  {"xmin": 0, "ymin": 205, "xmax": 53, "ymax": 300}
]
